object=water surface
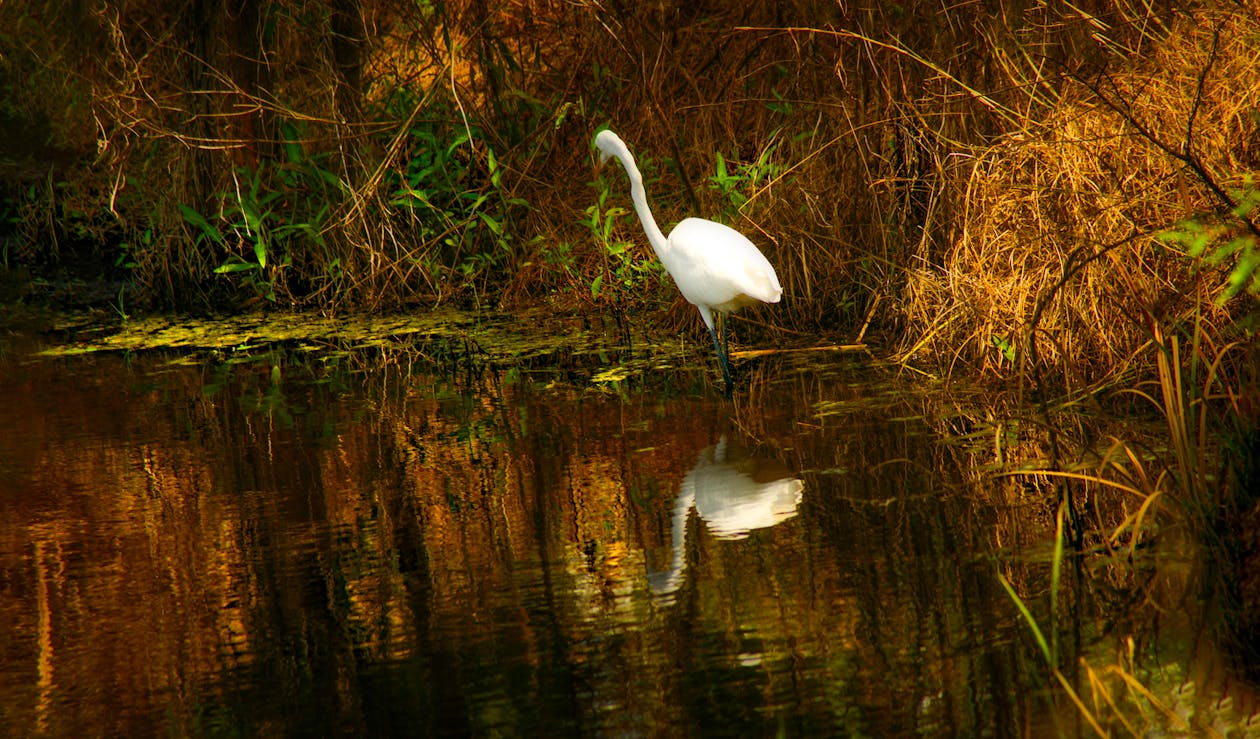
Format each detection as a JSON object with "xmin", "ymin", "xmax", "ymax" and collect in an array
[{"xmin": 0, "ymin": 313, "xmax": 1242, "ymax": 736}]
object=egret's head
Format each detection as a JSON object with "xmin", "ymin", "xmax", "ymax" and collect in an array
[{"xmin": 594, "ymin": 129, "xmax": 624, "ymax": 165}]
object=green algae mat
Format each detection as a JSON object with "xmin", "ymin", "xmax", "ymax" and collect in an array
[
  {"xmin": 29, "ymin": 307, "xmax": 704, "ymax": 391},
  {"xmin": 38, "ymin": 308, "xmax": 591, "ymax": 357}
]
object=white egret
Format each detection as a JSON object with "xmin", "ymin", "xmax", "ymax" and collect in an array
[{"xmin": 594, "ymin": 129, "xmax": 782, "ymax": 398}]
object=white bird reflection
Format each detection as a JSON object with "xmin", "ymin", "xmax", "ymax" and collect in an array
[{"xmin": 648, "ymin": 436, "xmax": 804, "ymax": 598}]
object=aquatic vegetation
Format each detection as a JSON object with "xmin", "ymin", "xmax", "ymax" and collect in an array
[
  {"xmin": 42, "ymin": 310, "xmax": 538, "ymax": 358},
  {"xmin": 35, "ymin": 306, "xmax": 713, "ymax": 399}
]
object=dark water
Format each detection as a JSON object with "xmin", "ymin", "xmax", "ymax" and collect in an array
[{"xmin": 0, "ymin": 319, "xmax": 1250, "ymax": 737}]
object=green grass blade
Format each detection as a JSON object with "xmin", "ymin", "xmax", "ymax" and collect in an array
[{"xmin": 998, "ymin": 572, "xmax": 1054, "ymax": 665}]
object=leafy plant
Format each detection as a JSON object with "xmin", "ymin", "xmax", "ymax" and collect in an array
[
  {"xmin": 581, "ymin": 176, "xmax": 663, "ymax": 299},
  {"xmin": 707, "ymin": 137, "xmax": 782, "ymax": 219},
  {"xmin": 114, "ymin": 225, "xmax": 147, "ymax": 272},
  {"xmin": 541, "ymin": 240, "xmax": 578, "ymax": 284},
  {"xmin": 991, "ymin": 334, "xmax": 1015, "ymax": 364},
  {"xmin": 1159, "ymin": 177, "xmax": 1260, "ymax": 305},
  {"xmin": 180, "ymin": 170, "xmax": 287, "ymax": 302},
  {"xmin": 387, "ymin": 116, "xmax": 528, "ymax": 294},
  {"xmin": 178, "ymin": 123, "xmax": 339, "ymax": 303}
]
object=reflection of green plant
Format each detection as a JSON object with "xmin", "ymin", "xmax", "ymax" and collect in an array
[
  {"xmin": 1160, "ymin": 177, "xmax": 1260, "ymax": 304},
  {"xmin": 998, "ymin": 504, "xmax": 1117, "ymax": 735},
  {"xmin": 999, "ymin": 315, "xmax": 1258, "ymax": 736},
  {"xmin": 201, "ymin": 352, "xmax": 302, "ymax": 429},
  {"xmin": 998, "ymin": 497, "xmax": 1247, "ymax": 735}
]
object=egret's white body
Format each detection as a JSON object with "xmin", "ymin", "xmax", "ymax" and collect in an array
[{"xmin": 594, "ymin": 129, "xmax": 781, "ymax": 397}]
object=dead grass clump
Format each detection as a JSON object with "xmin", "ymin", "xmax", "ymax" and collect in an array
[{"xmin": 898, "ymin": 3, "xmax": 1259, "ymax": 387}]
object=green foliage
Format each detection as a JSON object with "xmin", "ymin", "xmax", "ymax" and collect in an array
[
  {"xmin": 385, "ymin": 111, "xmax": 528, "ymax": 291},
  {"xmin": 1159, "ymin": 177, "xmax": 1260, "ymax": 305},
  {"xmin": 582, "ymin": 176, "xmax": 664, "ymax": 299},
  {"xmin": 178, "ymin": 122, "xmax": 341, "ymax": 303},
  {"xmin": 2, "ymin": 175, "xmax": 126, "ymax": 271},
  {"xmin": 708, "ymin": 137, "xmax": 782, "ymax": 219},
  {"xmin": 541, "ymin": 240, "xmax": 578, "ymax": 285},
  {"xmin": 114, "ymin": 224, "xmax": 147, "ymax": 271},
  {"xmin": 765, "ymin": 80, "xmax": 796, "ymax": 117},
  {"xmin": 991, "ymin": 334, "xmax": 1015, "ymax": 364}
]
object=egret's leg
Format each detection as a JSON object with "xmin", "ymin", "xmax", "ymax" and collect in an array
[
  {"xmin": 707, "ymin": 323, "xmax": 734, "ymax": 400},
  {"xmin": 699, "ymin": 306, "xmax": 734, "ymax": 399},
  {"xmin": 706, "ymin": 323, "xmax": 733, "ymax": 399},
  {"xmin": 724, "ymin": 312, "xmax": 733, "ymax": 369},
  {"xmin": 721, "ymin": 312, "xmax": 735, "ymax": 397}
]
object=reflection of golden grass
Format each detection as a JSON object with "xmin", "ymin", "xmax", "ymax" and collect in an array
[
  {"xmin": 985, "ymin": 311, "xmax": 1260, "ymax": 734},
  {"xmin": 14, "ymin": 337, "xmax": 1253, "ymax": 733},
  {"xmin": 0, "ymin": 373, "xmax": 244, "ymax": 735}
]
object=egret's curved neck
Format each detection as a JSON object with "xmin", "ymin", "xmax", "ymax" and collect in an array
[{"xmin": 610, "ymin": 147, "xmax": 670, "ymax": 258}]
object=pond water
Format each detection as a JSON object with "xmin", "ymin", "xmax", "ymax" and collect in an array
[{"xmin": 0, "ymin": 311, "xmax": 1251, "ymax": 736}]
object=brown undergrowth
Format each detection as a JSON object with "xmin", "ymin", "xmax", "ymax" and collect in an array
[
  {"xmin": 3, "ymin": 1, "xmax": 1254, "ymax": 381},
  {"xmin": 897, "ymin": 6, "xmax": 1259, "ymax": 389}
]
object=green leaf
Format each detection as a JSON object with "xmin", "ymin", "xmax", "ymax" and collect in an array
[
  {"xmin": 253, "ymin": 237, "xmax": 268, "ymax": 269},
  {"xmin": 487, "ymin": 147, "xmax": 501, "ymax": 189},
  {"xmin": 214, "ymin": 262, "xmax": 259, "ymax": 274},
  {"xmin": 241, "ymin": 205, "xmax": 264, "ymax": 234},
  {"xmin": 999, "ymin": 573, "xmax": 1053, "ymax": 665},
  {"xmin": 1223, "ymin": 244, "xmax": 1260, "ymax": 301},
  {"xmin": 478, "ymin": 211, "xmax": 503, "ymax": 235},
  {"xmin": 281, "ymin": 122, "xmax": 303, "ymax": 164},
  {"xmin": 991, "ymin": 334, "xmax": 1015, "ymax": 362},
  {"xmin": 316, "ymin": 167, "xmax": 343, "ymax": 190},
  {"xmin": 177, "ymin": 203, "xmax": 225, "ymax": 245}
]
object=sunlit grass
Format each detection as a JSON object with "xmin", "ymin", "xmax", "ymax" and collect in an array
[{"xmin": 997, "ymin": 314, "xmax": 1258, "ymax": 735}]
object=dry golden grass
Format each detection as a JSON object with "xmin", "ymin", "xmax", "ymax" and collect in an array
[{"xmin": 895, "ymin": 5, "xmax": 1258, "ymax": 385}]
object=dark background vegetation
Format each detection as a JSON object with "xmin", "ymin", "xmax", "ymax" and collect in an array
[{"xmin": 1, "ymin": 0, "xmax": 1254, "ymax": 380}]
